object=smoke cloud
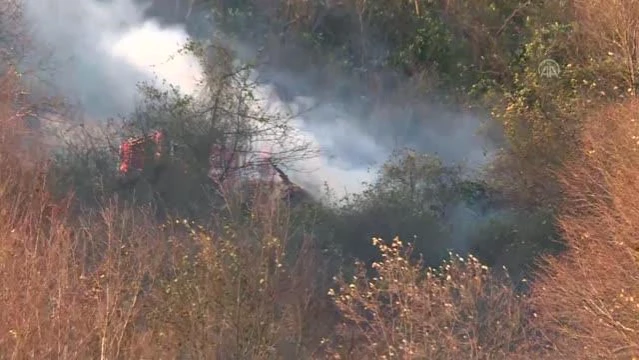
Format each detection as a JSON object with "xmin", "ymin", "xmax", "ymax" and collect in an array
[
  {"xmin": 21, "ymin": 0, "xmax": 152, "ymax": 118},
  {"xmin": 18, "ymin": 0, "xmax": 492, "ymax": 199}
]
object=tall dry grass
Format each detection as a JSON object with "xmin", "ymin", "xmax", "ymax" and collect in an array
[
  {"xmin": 572, "ymin": 0, "xmax": 639, "ymax": 95},
  {"xmin": 0, "ymin": 162, "xmax": 332, "ymax": 358},
  {"xmin": 0, "ymin": 66, "xmax": 334, "ymax": 358},
  {"xmin": 0, "ymin": 65, "xmax": 541, "ymax": 359},
  {"xmin": 529, "ymin": 98, "xmax": 639, "ymax": 358}
]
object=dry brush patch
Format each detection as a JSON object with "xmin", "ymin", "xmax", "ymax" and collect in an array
[
  {"xmin": 529, "ymin": 98, "xmax": 639, "ymax": 359},
  {"xmin": 140, "ymin": 190, "xmax": 334, "ymax": 359},
  {"xmin": 0, "ymin": 174, "xmax": 334, "ymax": 359},
  {"xmin": 0, "ymin": 163, "xmax": 170, "ymax": 359},
  {"xmin": 326, "ymin": 237, "xmax": 531, "ymax": 360},
  {"xmin": 0, "ymin": 60, "xmax": 335, "ymax": 359},
  {"xmin": 572, "ymin": 0, "xmax": 639, "ymax": 95},
  {"xmin": 0, "ymin": 136, "xmax": 333, "ymax": 359}
]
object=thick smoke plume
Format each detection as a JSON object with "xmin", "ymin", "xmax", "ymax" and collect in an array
[{"xmin": 16, "ymin": 0, "xmax": 493, "ymax": 199}]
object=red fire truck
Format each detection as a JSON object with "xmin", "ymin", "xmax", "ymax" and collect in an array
[
  {"xmin": 117, "ymin": 129, "xmax": 172, "ymax": 181},
  {"xmin": 117, "ymin": 130, "xmax": 245, "ymax": 184},
  {"xmin": 117, "ymin": 130, "xmax": 309, "ymax": 203}
]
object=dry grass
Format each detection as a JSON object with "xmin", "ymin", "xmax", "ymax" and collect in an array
[
  {"xmin": 572, "ymin": 0, "xmax": 639, "ymax": 95},
  {"xmin": 0, "ymin": 153, "xmax": 332, "ymax": 359},
  {"xmin": 0, "ymin": 64, "xmax": 550, "ymax": 359},
  {"xmin": 0, "ymin": 66, "xmax": 333, "ymax": 359},
  {"xmin": 10, "ymin": 0, "xmax": 639, "ymax": 357},
  {"xmin": 0, "ymin": 61, "xmax": 540, "ymax": 359},
  {"xmin": 326, "ymin": 237, "xmax": 530, "ymax": 359},
  {"xmin": 528, "ymin": 98, "xmax": 639, "ymax": 358},
  {"xmin": 0, "ymin": 169, "xmax": 331, "ymax": 359},
  {"xmin": 0, "ymin": 147, "xmax": 332, "ymax": 359},
  {"xmin": 13, "ymin": 48, "xmax": 639, "ymax": 357}
]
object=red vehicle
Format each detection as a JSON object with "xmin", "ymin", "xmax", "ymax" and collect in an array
[
  {"xmin": 117, "ymin": 130, "xmax": 309, "ymax": 204},
  {"xmin": 117, "ymin": 130, "xmax": 243, "ymax": 184},
  {"xmin": 118, "ymin": 129, "xmax": 168, "ymax": 176}
]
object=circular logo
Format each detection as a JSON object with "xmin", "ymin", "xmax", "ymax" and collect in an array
[{"xmin": 538, "ymin": 59, "xmax": 561, "ymax": 78}]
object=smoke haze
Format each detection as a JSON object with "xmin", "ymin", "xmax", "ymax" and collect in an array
[{"xmin": 18, "ymin": 0, "xmax": 493, "ymax": 199}]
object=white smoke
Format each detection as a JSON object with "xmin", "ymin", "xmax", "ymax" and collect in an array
[
  {"xmin": 20, "ymin": 0, "xmax": 150, "ymax": 118},
  {"xmin": 248, "ymin": 82, "xmax": 383, "ymax": 196},
  {"xmin": 19, "ymin": 0, "xmax": 493, "ymax": 201},
  {"xmin": 108, "ymin": 21, "xmax": 203, "ymax": 96},
  {"xmin": 19, "ymin": 0, "xmax": 383, "ymax": 199}
]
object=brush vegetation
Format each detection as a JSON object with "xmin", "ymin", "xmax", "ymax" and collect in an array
[{"xmin": 1, "ymin": 0, "xmax": 639, "ymax": 358}]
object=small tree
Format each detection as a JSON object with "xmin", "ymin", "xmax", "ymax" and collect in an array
[
  {"xmin": 48, "ymin": 39, "xmax": 314, "ymax": 220},
  {"xmin": 334, "ymin": 149, "xmax": 464, "ymax": 264}
]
